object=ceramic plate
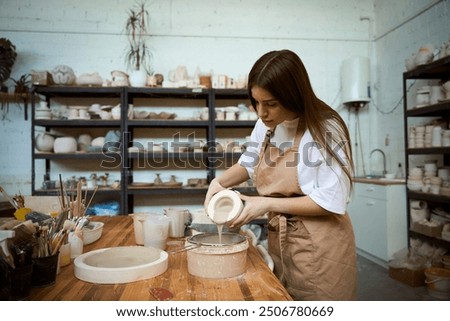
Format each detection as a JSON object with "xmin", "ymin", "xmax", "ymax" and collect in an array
[
  {"xmin": 68, "ymin": 116, "xmax": 91, "ymax": 120},
  {"xmin": 162, "ymin": 182, "xmax": 183, "ymax": 187},
  {"xmin": 130, "ymin": 182, "xmax": 154, "ymax": 187}
]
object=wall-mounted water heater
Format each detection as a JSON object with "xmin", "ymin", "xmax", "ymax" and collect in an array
[{"xmin": 341, "ymin": 56, "xmax": 370, "ymax": 109}]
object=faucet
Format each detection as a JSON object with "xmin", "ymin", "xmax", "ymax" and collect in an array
[{"xmin": 369, "ymin": 148, "xmax": 387, "ymax": 176}]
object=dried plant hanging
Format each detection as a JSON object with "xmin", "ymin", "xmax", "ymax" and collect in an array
[
  {"xmin": 124, "ymin": 0, "xmax": 152, "ymax": 72},
  {"xmin": 0, "ymin": 38, "xmax": 17, "ymax": 119}
]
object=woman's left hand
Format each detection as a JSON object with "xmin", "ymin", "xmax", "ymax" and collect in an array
[{"xmin": 229, "ymin": 194, "xmax": 268, "ymax": 228}]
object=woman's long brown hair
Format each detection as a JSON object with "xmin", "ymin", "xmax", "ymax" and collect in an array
[{"xmin": 247, "ymin": 49, "xmax": 354, "ymax": 186}]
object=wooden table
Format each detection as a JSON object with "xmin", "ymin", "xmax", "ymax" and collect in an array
[{"xmin": 29, "ymin": 216, "xmax": 292, "ymax": 301}]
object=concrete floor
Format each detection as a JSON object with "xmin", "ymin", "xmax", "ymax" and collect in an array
[{"xmin": 356, "ymin": 255, "xmax": 437, "ymax": 301}]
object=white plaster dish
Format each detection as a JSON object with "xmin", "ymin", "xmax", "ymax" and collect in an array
[{"xmin": 74, "ymin": 246, "xmax": 168, "ymax": 284}]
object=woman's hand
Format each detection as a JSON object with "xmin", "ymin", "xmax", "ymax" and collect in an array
[
  {"xmin": 203, "ymin": 178, "xmax": 226, "ymax": 209},
  {"xmin": 229, "ymin": 194, "xmax": 269, "ymax": 228}
]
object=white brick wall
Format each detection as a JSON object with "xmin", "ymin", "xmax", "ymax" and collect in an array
[{"xmin": 0, "ymin": 0, "xmax": 448, "ymax": 195}]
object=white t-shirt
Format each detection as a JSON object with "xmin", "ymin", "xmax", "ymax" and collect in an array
[{"xmin": 238, "ymin": 118, "xmax": 351, "ymax": 215}]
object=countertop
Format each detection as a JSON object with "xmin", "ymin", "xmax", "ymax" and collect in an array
[
  {"xmin": 352, "ymin": 177, "xmax": 406, "ymax": 186},
  {"xmin": 28, "ymin": 216, "xmax": 293, "ymax": 301}
]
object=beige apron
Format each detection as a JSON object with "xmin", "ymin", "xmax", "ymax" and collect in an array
[{"xmin": 254, "ymin": 124, "xmax": 357, "ymax": 301}]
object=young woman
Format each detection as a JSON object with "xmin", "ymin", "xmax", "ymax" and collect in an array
[{"xmin": 204, "ymin": 49, "xmax": 357, "ymax": 300}]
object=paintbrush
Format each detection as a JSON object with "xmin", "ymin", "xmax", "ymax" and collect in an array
[{"xmin": 54, "ymin": 209, "xmax": 69, "ymax": 233}]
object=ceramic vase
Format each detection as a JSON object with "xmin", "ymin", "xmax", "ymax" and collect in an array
[
  {"xmin": 53, "ymin": 137, "xmax": 77, "ymax": 153},
  {"xmin": 35, "ymin": 133, "xmax": 55, "ymax": 152},
  {"xmin": 129, "ymin": 69, "xmax": 147, "ymax": 87}
]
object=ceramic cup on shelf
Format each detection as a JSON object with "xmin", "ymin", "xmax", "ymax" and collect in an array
[
  {"xmin": 442, "ymin": 130, "xmax": 450, "ymax": 147},
  {"xmin": 431, "ymin": 126, "xmax": 442, "ymax": 147},
  {"xmin": 405, "ymin": 53, "xmax": 417, "ymax": 71},
  {"xmin": 438, "ymin": 168, "xmax": 449, "ymax": 181},
  {"xmin": 69, "ymin": 108, "xmax": 79, "ymax": 118},
  {"xmin": 416, "ymin": 89, "xmax": 430, "ymax": 106},
  {"xmin": 430, "ymin": 185, "xmax": 440, "ymax": 195},
  {"xmin": 429, "ymin": 86, "xmax": 444, "ymax": 104},
  {"xmin": 443, "ymin": 81, "xmax": 450, "ymax": 99},
  {"xmin": 415, "ymin": 44, "xmax": 435, "ymax": 65},
  {"xmin": 111, "ymin": 104, "xmax": 121, "ymax": 120}
]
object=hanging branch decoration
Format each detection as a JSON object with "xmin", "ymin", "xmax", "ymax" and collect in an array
[
  {"xmin": 0, "ymin": 38, "xmax": 17, "ymax": 118},
  {"xmin": 0, "ymin": 38, "xmax": 17, "ymax": 91},
  {"xmin": 125, "ymin": 1, "xmax": 152, "ymax": 72}
]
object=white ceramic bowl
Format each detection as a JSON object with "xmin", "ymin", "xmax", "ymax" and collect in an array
[
  {"xmin": 133, "ymin": 110, "xmax": 149, "ymax": 119},
  {"xmin": 83, "ymin": 221, "xmax": 104, "ymax": 245},
  {"xmin": 430, "ymin": 176, "xmax": 442, "ymax": 185},
  {"xmin": 409, "ymin": 167, "xmax": 423, "ymax": 176},
  {"xmin": 36, "ymin": 110, "xmax": 52, "ymax": 119},
  {"xmin": 424, "ymin": 163, "xmax": 437, "ymax": 172},
  {"xmin": 442, "ymin": 80, "xmax": 450, "ymax": 92},
  {"xmin": 407, "ymin": 181, "xmax": 423, "ymax": 191},
  {"xmin": 53, "ymin": 136, "xmax": 77, "ymax": 153}
]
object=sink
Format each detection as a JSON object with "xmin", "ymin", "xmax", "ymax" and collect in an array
[{"xmin": 74, "ymin": 246, "xmax": 168, "ymax": 284}]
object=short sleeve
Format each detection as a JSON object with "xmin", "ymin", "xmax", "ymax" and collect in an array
[
  {"xmin": 238, "ymin": 119, "xmax": 266, "ymax": 177},
  {"xmin": 297, "ymin": 130, "xmax": 351, "ymax": 215}
]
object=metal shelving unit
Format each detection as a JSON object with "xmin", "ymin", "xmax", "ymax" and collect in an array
[
  {"xmin": 402, "ymin": 56, "xmax": 450, "ymax": 248},
  {"xmin": 31, "ymin": 86, "xmax": 255, "ymax": 214}
]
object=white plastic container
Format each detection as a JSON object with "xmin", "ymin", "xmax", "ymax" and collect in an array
[
  {"xmin": 130, "ymin": 213, "xmax": 171, "ymax": 249},
  {"xmin": 164, "ymin": 208, "xmax": 189, "ymax": 238},
  {"xmin": 68, "ymin": 231, "xmax": 84, "ymax": 259}
]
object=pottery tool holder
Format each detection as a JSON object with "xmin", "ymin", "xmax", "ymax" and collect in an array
[
  {"xmin": 57, "ymin": 174, "xmax": 98, "ymax": 219},
  {"xmin": 0, "ymin": 231, "xmax": 16, "ymax": 268}
]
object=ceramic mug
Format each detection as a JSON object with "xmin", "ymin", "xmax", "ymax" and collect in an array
[
  {"xmin": 79, "ymin": 109, "xmax": 88, "ymax": 119},
  {"xmin": 69, "ymin": 108, "xmax": 79, "ymax": 118},
  {"xmin": 216, "ymin": 110, "xmax": 225, "ymax": 120},
  {"xmin": 429, "ymin": 86, "xmax": 444, "ymax": 104}
]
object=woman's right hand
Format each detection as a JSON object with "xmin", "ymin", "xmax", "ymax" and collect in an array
[{"xmin": 203, "ymin": 178, "xmax": 226, "ymax": 209}]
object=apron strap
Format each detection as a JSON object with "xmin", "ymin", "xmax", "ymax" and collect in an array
[
  {"xmin": 268, "ymin": 214, "xmax": 288, "ymax": 283},
  {"xmin": 262, "ymin": 128, "xmax": 274, "ymax": 152}
]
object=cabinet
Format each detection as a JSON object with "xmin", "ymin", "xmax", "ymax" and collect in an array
[
  {"xmin": 31, "ymin": 86, "xmax": 255, "ymax": 215},
  {"xmin": 347, "ymin": 182, "xmax": 407, "ymax": 267},
  {"xmin": 402, "ymin": 56, "xmax": 450, "ymax": 249}
]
